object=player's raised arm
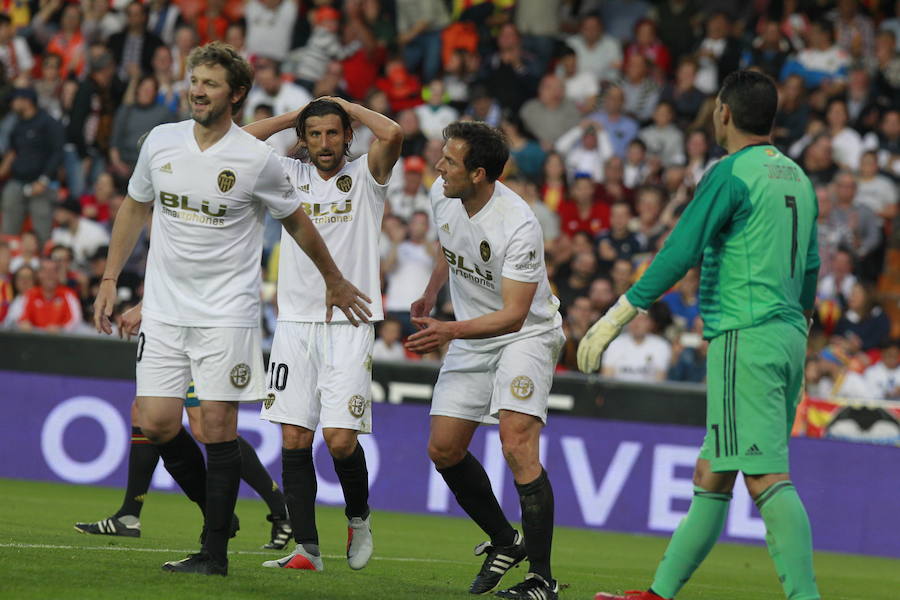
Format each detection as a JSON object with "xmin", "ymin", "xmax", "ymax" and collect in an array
[
  {"xmin": 242, "ymin": 105, "xmax": 306, "ymax": 141},
  {"xmin": 319, "ymin": 96, "xmax": 403, "ymax": 184},
  {"xmin": 279, "ymin": 205, "xmax": 372, "ymax": 325}
]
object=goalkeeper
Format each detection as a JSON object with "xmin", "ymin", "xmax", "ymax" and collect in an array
[{"xmin": 583, "ymin": 71, "xmax": 821, "ymax": 600}]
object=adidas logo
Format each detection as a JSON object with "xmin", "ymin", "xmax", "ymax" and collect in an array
[
  {"xmin": 440, "ymin": 223, "xmax": 450, "ymax": 234},
  {"xmin": 160, "ymin": 162, "xmax": 173, "ymax": 173},
  {"xmin": 745, "ymin": 444, "xmax": 763, "ymax": 456},
  {"xmin": 298, "ymin": 184, "xmax": 309, "ymax": 193}
]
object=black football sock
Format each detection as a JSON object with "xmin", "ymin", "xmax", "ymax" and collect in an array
[
  {"xmin": 155, "ymin": 427, "xmax": 207, "ymax": 516},
  {"xmin": 202, "ymin": 439, "xmax": 241, "ymax": 564},
  {"xmin": 236, "ymin": 436, "xmax": 286, "ymax": 517},
  {"xmin": 516, "ymin": 468, "xmax": 554, "ymax": 581},
  {"xmin": 282, "ymin": 447, "xmax": 319, "ymax": 548},
  {"xmin": 332, "ymin": 442, "xmax": 370, "ymax": 520},
  {"xmin": 438, "ymin": 452, "xmax": 516, "ymax": 547},
  {"xmin": 114, "ymin": 426, "xmax": 160, "ymax": 519}
]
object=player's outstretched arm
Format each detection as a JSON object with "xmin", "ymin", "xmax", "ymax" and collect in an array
[
  {"xmin": 95, "ymin": 196, "xmax": 152, "ymax": 334},
  {"xmin": 242, "ymin": 106, "xmax": 306, "ymax": 141},
  {"xmin": 406, "ymin": 277, "xmax": 536, "ymax": 354},
  {"xmin": 320, "ymin": 96, "xmax": 403, "ymax": 184},
  {"xmin": 576, "ymin": 295, "xmax": 639, "ymax": 373},
  {"xmin": 280, "ymin": 206, "xmax": 372, "ymax": 325}
]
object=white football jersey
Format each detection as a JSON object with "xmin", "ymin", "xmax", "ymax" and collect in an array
[
  {"xmin": 430, "ymin": 177, "xmax": 562, "ymax": 352},
  {"xmin": 276, "ymin": 154, "xmax": 387, "ymax": 322},
  {"xmin": 128, "ymin": 120, "xmax": 301, "ymax": 327}
]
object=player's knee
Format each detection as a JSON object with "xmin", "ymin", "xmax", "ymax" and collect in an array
[
  {"xmin": 325, "ymin": 436, "xmax": 357, "ymax": 459},
  {"xmin": 139, "ymin": 419, "xmax": 180, "ymax": 444},
  {"xmin": 427, "ymin": 441, "xmax": 466, "ymax": 469},
  {"xmin": 282, "ymin": 425, "xmax": 314, "ymax": 450}
]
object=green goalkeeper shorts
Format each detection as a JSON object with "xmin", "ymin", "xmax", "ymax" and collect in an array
[{"xmin": 699, "ymin": 317, "xmax": 806, "ymax": 475}]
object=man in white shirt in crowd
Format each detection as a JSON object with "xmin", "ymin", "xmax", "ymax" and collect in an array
[
  {"xmin": 93, "ymin": 42, "xmax": 369, "ymax": 577},
  {"xmin": 245, "ymin": 96, "xmax": 402, "ymax": 573},
  {"xmin": 387, "ymin": 156, "xmax": 430, "ymax": 220},
  {"xmin": 865, "ymin": 339, "xmax": 900, "ymax": 399},
  {"xmin": 244, "ymin": 0, "xmax": 298, "ymax": 62},
  {"xmin": 602, "ymin": 312, "xmax": 672, "ymax": 382},
  {"xmin": 566, "ymin": 13, "xmax": 621, "ymax": 83},
  {"xmin": 243, "ymin": 56, "xmax": 312, "ymax": 155},
  {"xmin": 384, "ymin": 210, "xmax": 436, "ymax": 336}
]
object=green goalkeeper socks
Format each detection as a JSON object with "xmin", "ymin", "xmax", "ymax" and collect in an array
[
  {"xmin": 756, "ymin": 481, "xmax": 820, "ymax": 600},
  {"xmin": 649, "ymin": 486, "xmax": 731, "ymax": 598}
]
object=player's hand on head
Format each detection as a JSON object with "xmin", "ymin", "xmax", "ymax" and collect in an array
[
  {"xmin": 405, "ymin": 317, "xmax": 450, "ymax": 354},
  {"xmin": 576, "ymin": 295, "xmax": 638, "ymax": 373},
  {"xmin": 93, "ymin": 280, "xmax": 117, "ymax": 335},
  {"xmin": 325, "ymin": 277, "xmax": 372, "ymax": 327}
]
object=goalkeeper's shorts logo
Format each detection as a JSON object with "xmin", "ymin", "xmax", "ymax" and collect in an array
[
  {"xmin": 230, "ymin": 363, "xmax": 250, "ymax": 388},
  {"xmin": 510, "ymin": 376, "xmax": 535, "ymax": 400}
]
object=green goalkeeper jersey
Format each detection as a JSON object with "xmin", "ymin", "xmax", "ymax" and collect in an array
[{"xmin": 626, "ymin": 144, "xmax": 819, "ymax": 339}]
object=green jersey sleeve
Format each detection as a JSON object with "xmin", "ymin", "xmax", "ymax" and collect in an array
[{"xmin": 626, "ymin": 158, "xmax": 744, "ymax": 309}]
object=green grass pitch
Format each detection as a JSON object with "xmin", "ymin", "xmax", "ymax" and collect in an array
[{"xmin": 0, "ymin": 478, "xmax": 896, "ymax": 599}]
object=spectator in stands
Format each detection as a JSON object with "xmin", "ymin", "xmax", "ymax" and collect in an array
[
  {"xmin": 555, "ymin": 249, "xmax": 597, "ymax": 317},
  {"xmin": 587, "ymin": 276, "xmax": 615, "ymax": 318},
  {"xmin": 224, "ymin": 20, "xmax": 248, "ymax": 60},
  {"xmin": 34, "ymin": 52, "xmax": 64, "ymax": 121},
  {"xmin": 556, "ymin": 45, "xmax": 599, "ymax": 114},
  {"xmin": 0, "ymin": 14, "xmax": 32, "ymax": 81},
  {"xmin": 50, "ymin": 244, "xmax": 85, "ymax": 295},
  {"xmin": 396, "ymin": 0, "xmax": 450, "ymax": 83},
  {"xmin": 463, "ymin": 84, "xmax": 500, "ymax": 127},
  {"xmin": 442, "ymin": 48, "xmax": 479, "ymax": 110},
  {"xmin": 872, "ymin": 109, "xmax": 900, "ymax": 174},
  {"xmin": 558, "ymin": 176, "xmax": 609, "ymax": 239},
  {"xmin": 109, "ymin": 74, "xmax": 175, "ymax": 180},
  {"xmin": 244, "ymin": 0, "xmax": 298, "ymax": 62},
  {"xmin": 663, "ymin": 267, "xmax": 700, "ymax": 331},
  {"xmin": 557, "ymin": 295, "xmax": 594, "ymax": 371},
  {"xmin": 834, "ymin": 283, "xmax": 891, "ymax": 351},
  {"xmin": 780, "ymin": 19, "xmax": 850, "ymax": 91},
  {"xmin": 415, "ymin": 79, "xmax": 458, "ymax": 141},
  {"xmin": 864, "ymin": 339, "xmax": 900, "ymax": 399},
  {"xmin": 683, "ymin": 129, "xmax": 713, "ymax": 187},
  {"xmin": 667, "ymin": 317, "xmax": 708, "ymax": 383},
  {"xmin": 82, "ymin": 0, "xmax": 125, "ymax": 43},
  {"xmin": 566, "ymin": 13, "xmax": 621, "ymax": 84},
  {"xmin": 589, "ymin": 85, "xmax": 638, "ymax": 159},
  {"xmin": 830, "ymin": 171, "xmax": 882, "ymax": 277},
  {"xmin": 288, "ymin": 6, "xmax": 360, "ymax": 90},
  {"xmin": 639, "ymin": 101, "xmax": 684, "ymax": 167},
  {"xmin": 17, "ymin": 257, "xmax": 82, "ymax": 332},
  {"xmin": 500, "ymin": 115, "xmax": 545, "ymax": 182},
  {"xmin": 623, "ymin": 139, "xmax": 651, "ymax": 188},
  {"xmin": 693, "ymin": 12, "xmax": 742, "ymax": 95},
  {"xmin": 610, "ymin": 257, "xmax": 634, "ymax": 296},
  {"xmin": 596, "ymin": 202, "xmax": 638, "ymax": 273},
  {"xmin": 65, "ymin": 50, "xmax": 118, "ymax": 199},
  {"xmin": 147, "ymin": 0, "xmax": 181, "ymax": 46},
  {"xmin": 107, "ymin": 1, "xmax": 164, "ymax": 82},
  {"xmin": 555, "ymin": 118, "xmax": 614, "ymax": 182},
  {"xmin": 832, "ymin": 0, "xmax": 875, "ymax": 59},
  {"xmin": 51, "ymin": 199, "xmax": 110, "ymax": 270},
  {"xmin": 151, "ymin": 45, "xmax": 184, "ymax": 116},
  {"xmin": 650, "ymin": 0, "xmax": 699, "ymax": 63},
  {"xmin": 383, "ymin": 210, "xmax": 435, "ymax": 336},
  {"xmin": 373, "ymin": 317, "xmax": 407, "ymax": 361},
  {"xmin": 481, "ymin": 23, "xmax": 541, "ymax": 113},
  {"xmin": 871, "ymin": 30, "xmax": 900, "ymax": 107},
  {"xmin": 773, "ymin": 74, "xmax": 809, "ymax": 150},
  {"xmin": 377, "ymin": 57, "xmax": 423, "ymax": 113},
  {"xmin": 519, "ymin": 73, "xmax": 581, "ymax": 150},
  {"xmin": 625, "ymin": 19, "xmax": 671, "ymax": 79},
  {"xmin": 818, "ymin": 248, "xmax": 857, "ymax": 308},
  {"xmin": 856, "ymin": 151, "xmax": 897, "ymax": 221},
  {"xmin": 618, "ymin": 54, "xmax": 660, "ymax": 124},
  {"xmin": 243, "ymin": 56, "xmax": 312, "ymax": 156},
  {"xmin": 823, "ymin": 98, "xmax": 863, "ymax": 171},
  {"xmin": 844, "ymin": 68, "xmax": 878, "ymax": 132},
  {"xmin": 742, "ymin": 20, "xmax": 791, "ymax": 80},
  {"xmin": 194, "ymin": 0, "xmax": 230, "ymax": 46},
  {"xmin": 9, "ymin": 231, "xmax": 39, "ymax": 273},
  {"xmin": 397, "ymin": 109, "xmax": 426, "ymax": 158},
  {"xmin": 602, "ymin": 312, "xmax": 672, "ymax": 382},
  {"xmin": 171, "ymin": 24, "xmax": 198, "ymax": 82},
  {"xmin": 388, "ymin": 156, "xmax": 429, "ymax": 220},
  {"xmin": 660, "ymin": 57, "xmax": 707, "ymax": 131},
  {"xmin": 2, "ymin": 264, "xmax": 34, "ymax": 328},
  {"xmin": 514, "ymin": 177, "xmax": 560, "ymax": 244},
  {"xmin": 633, "ymin": 185, "xmax": 667, "ymax": 255},
  {"xmin": 0, "ymin": 87, "xmax": 64, "ymax": 245},
  {"xmin": 809, "ymin": 348, "xmax": 873, "ymax": 399},
  {"xmin": 798, "ymin": 131, "xmax": 838, "ymax": 187},
  {"xmin": 79, "ymin": 172, "xmax": 118, "ymax": 224},
  {"xmin": 44, "ymin": 4, "xmax": 86, "ymax": 80}
]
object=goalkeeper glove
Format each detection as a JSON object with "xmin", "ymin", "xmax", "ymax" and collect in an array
[{"xmin": 577, "ymin": 295, "xmax": 639, "ymax": 373}]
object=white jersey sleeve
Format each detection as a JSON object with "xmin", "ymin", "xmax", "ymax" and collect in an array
[
  {"xmin": 256, "ymin": 150, "xmax": 302, "ymax": 219},
  {"xmin": 127, "ymin": 128, "xmax": 157, "ymax": 203},
  {"xmin": 501, "ymin": 219, "xmax": 544, "ymax": 284}
]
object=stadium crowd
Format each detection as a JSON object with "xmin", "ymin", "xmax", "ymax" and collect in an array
[{"xmin": 0, "ymin": 0, "xmax": 899, "ymax": 402}]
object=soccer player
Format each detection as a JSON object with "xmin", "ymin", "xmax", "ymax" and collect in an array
[
  {"xmin": 406, "ymin": 121, "xmax": 565, "ymax": 599},
  {"xmin": 244, "ymin": 97, "xmax": 402, "ymax": 572},
  {"xmin": 582, "ymin": 71, "xmax": 821, "ymax": 600},
  {"xmin": 74, "ymin": 304, "xmax": 292, "ymax": 550},
  {"xmin": 93, "ymin": 42, "xmax": 370, "ymax": 577}
]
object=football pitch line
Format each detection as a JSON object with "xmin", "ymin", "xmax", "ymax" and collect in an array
[{"xmin": 0, "ymin": 542, "xmax": 469, "ymax": 565}]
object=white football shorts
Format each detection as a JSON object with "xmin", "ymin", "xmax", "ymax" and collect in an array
[
  {"xmin": 135, "ymin": 316, "xmax": 265, "ymax": 402},
  {"xmin": 261, "ymin": 321, "xmax": 375, "ymax": 433}
]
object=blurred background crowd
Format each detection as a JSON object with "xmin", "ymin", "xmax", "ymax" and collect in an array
[{"xmin": 0, "ymin": 0, "xmax": 899, "ymax": 405}]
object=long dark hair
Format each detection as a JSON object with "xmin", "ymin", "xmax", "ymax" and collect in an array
[{"xmin": 293, "ymin": 99, "xmax": 353, "ymax": 162}]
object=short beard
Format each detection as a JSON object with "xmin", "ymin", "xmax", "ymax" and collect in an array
[
  {"xmin": 191, "ymin": 101, "xmax": 229, "ymax": 127},
  {"xmin": 309, "ymin": 146, "xmax": 346, "ymax": 173}
]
